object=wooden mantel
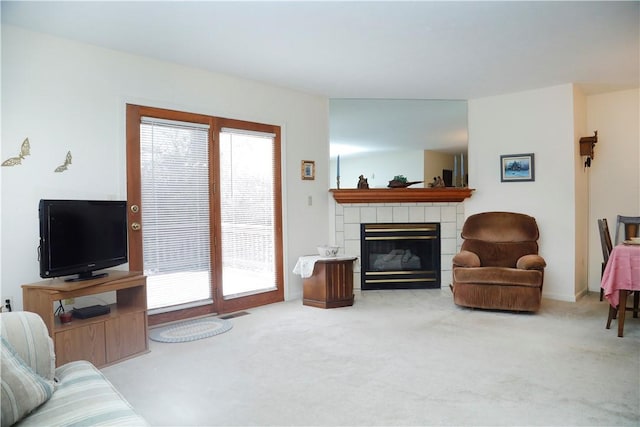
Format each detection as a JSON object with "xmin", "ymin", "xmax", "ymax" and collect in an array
[{"xmin": 330, "ymin": 187, "xmax": 475, "ymax": 204}]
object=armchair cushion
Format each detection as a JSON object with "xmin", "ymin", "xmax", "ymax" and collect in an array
[
  {"xmin": 461, "ymin": 211, "xmax": 539, "ymax": 242},
  {"xmin": 1, "ymin": 337, "xmax": 54, "ymax": 427},
  {"xmin": 452, "ymin": 250, "xmax": 481, "ymax": 268},
  {"xmin": 453, "ymin": 267, "xmax": 543, "ymax": 288},
  {"xmin": 461, "ymin": 239, "xmax": 539, "ymax": 268},
  {"xmin": 517, "ymin": 254, "xmax": 546, "ymax": 271}
]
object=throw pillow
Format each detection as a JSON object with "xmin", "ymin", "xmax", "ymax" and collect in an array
[{"xmin": 0, "ymin": 337, "xmax": 54, "ymax": 427}]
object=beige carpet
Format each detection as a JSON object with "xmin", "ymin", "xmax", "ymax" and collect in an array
[{"xmin": 102, "ymin": 290, "xmax": 640, "ymax": 426}]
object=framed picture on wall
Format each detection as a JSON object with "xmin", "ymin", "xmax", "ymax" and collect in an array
[
  {"xmin": 301, "ymin": 160, "xmax": 315, "ymax": 180},
  {"xmin": 500, "ymin": 153, "xmax": 535, "ymax": 182}
]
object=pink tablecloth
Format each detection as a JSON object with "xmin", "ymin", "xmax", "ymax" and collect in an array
[{"xmin": 601, "ymin": 244, "xmax": 640, "ymax": 307}]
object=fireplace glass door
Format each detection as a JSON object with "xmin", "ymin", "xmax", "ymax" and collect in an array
[{"xmin": 361, "ymin": 223, "xmax": 441, "ymax": 290}]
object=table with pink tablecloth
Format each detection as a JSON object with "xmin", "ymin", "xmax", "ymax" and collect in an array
[{"xmin": 602, "ymin": 244, "xmax": 640, "ymax": 307}]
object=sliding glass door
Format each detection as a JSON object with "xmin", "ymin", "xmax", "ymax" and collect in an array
[
  {"xmin": 139, "ymin": 117, "xmax": 212, "ymax": 312},
  {"xmin": 126, "ymin": 106, "xmax": 283, "ymax": 324},
  {"xmin": 219, "ymin": 128, "xmax": 277, "ymax": 298}
]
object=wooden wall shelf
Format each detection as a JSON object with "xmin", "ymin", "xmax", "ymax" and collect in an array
[{"xmin": 329, "ymin": 187, "xmax": 475, "ymax": 204}]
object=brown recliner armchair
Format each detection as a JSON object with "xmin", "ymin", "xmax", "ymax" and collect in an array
[{"xmin": 451, "ymin": 211, "xmax": 546, "ymax": 312}]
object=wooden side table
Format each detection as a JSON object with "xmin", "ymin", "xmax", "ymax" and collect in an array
[{"xmin": 301, "ymin": 257, "xmax": 357, "ymax": 308}]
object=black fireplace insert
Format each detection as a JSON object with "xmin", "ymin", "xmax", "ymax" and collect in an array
[{"xmin": 360, "ymin": 223, "xmax": 441, "ymax": 290}]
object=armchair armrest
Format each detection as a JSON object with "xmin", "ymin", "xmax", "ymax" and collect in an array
[
  {"xmin": 516, "ymin": 254, "xmax": 546, "ymax": 271},
  {"xmin": 453, "ymin": 250, "xmax": 481, "ymax": 268}
]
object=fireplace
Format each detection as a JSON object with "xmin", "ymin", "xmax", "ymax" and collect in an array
[
  {"xmin": 329, "ymin": 193, "xmax": 468, "ymax": 293},
  {"xmin": 360, "ymin": 223, "xmax": 441, "ymax": 290}
]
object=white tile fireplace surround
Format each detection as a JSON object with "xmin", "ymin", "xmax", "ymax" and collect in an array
[{"xmin": 329, "ymin": 199, "xmax": 465, "ymax": 290}]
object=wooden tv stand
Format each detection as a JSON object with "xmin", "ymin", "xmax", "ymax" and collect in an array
[{"xmin": 22, "ymin": 270, "xmax": 148, "ymax": 368}]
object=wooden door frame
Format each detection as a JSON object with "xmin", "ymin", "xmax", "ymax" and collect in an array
[
  {"xmin": 126, "ymin": 104, "xmax": 284, "ymax": 326},
  {"xmin": 215, "ymin": 118, "xmax": 284, "ymax": 314}
]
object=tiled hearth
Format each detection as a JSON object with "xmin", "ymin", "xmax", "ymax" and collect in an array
[{"xmin": 329, "ymin": 199, "xmax": 465, "ymax": 290}]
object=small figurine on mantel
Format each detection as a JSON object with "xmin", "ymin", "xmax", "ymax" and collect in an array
[
  {"xmin": 357, "ymin": 175, "xmax": 369, "ymax": 189},
  {"xmin": 428, "ymin": 176, "xmax": 445, "ymax": 188}
]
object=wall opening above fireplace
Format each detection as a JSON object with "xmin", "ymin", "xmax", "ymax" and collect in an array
[{"xmin": 360, "ymin": 223, "xmax": 441, "ymax": 290}]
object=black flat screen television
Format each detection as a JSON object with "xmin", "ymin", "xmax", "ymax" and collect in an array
[{"xmin": 39, "ymin": 199, "xmax": 128, "ymax": 281}]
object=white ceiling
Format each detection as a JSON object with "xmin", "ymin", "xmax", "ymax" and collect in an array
[{"xmin": 3, "ymin": 1, "xmax": 638, "ymax": 155}]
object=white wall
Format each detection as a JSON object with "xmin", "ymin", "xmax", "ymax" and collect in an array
[
  {"xmin": 467, "ymin": 84, "xmax": 579, "ymax": 301},
  {"xmin": 587, "ymin": 88, "xmax": 640, "ymax": 292},
  {"xmin": 1, "ymin": 26, "xmax": 330, "ymax": 309},
  {"xmin": 573, "ymin": 86, "xmax": 589, "ymax": 298}
]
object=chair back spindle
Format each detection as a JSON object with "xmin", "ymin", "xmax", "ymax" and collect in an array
[
  {"xmin": 597, "ymin": 218, "xmax": 613, "ymax": 266},
  {"xmin": 597, "ymin": 218, "xmax": 613, "ymax": 302}
]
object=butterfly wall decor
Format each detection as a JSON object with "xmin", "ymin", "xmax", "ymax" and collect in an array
[
  {"xmin": 54, "ymin": 151, "xmax": 72, "ymax": 173},
  {"xmin": 2, "ymin": 138, "xmax": 31, "ymax": 167}
]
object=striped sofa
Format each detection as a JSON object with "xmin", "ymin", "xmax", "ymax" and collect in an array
[{"xmin": 1, "ymin": 311, "xmax": 147, "ymax": 427}]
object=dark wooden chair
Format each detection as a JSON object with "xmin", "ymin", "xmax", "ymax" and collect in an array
[
  {"xmin": 597, "ymin": 218, "xmax": 613, "ymax": 301},
  {"xmin": 604, "ymin": 215, "xmax": 640, "ymax": 335},
  {"xmin": 606, "ymin": 288, "xmax": 640, "ymax": 337},
  {"xmin": 613, "ymin": 215, "xmax": 640, "ymax": 245}
]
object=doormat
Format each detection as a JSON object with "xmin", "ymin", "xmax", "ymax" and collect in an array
[{"xmin": 149, "ymin": 316, "xmax": 233, "ymax": 343}]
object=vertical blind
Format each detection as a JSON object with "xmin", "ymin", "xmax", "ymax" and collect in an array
[{"xmin": 140, "ymin": 117, "xmax": 212, "ymax": 310}]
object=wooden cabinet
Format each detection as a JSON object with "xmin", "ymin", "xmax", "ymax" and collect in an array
[
  {"xmin": 55, "ymin": 323, "xmax": 106, "ymax": 366},
  {"xmin": 105, "ymin": 311, "xmax": 147, "ymax": 364},
  {"xmin": 303, "ymin": 258, "xmax": 357, "ymax": 308},
  {"xmin": 22, "ymin": 271, "xmax": 148, "ymax": 368}
]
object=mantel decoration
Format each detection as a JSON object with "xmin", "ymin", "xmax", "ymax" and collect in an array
[
  {"xmin": 579, "ymin": 130, "xmax": 598, "ymax": 168},
  {"xmin": 500, "ymin": 153, "xmax": 535, "ymax": 182},
  {"xmin": 54, "ymin": 151, "xmax": 72, "ymax": 173},
  {"xmin": 428, "ymin": 176, "xmax": 445, "ymax": 188},
  {"xmin": 301, "ymin": 160, "xmax": 315, "ymax": 180},
  {"xmin": 387, "ymin": 175, "xmax": 423, "ymax": 188},
  {"xmin": 2, "ymin": 138, "xmax": 31, "ymax": 167}
]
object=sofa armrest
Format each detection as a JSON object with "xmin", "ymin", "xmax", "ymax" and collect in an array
[
  {"xmin": 516, "ymin": 254, "xmax": 546, "ymax": 271},
  {"xmin": 453, "ymin": 250, "xmax": 481, "ymax": 268},
  {"xmin": 0, "ymin": 312, "xmax": 56, "ymax": 381}
]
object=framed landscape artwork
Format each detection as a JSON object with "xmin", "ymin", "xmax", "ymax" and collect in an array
[
  {"xmin": 301, "ymin": 160, "xmax": 315, "ymax": 180},
  {"xmin": 500, "ymin": 153, "xmax": 535, "ymax": 182}
]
